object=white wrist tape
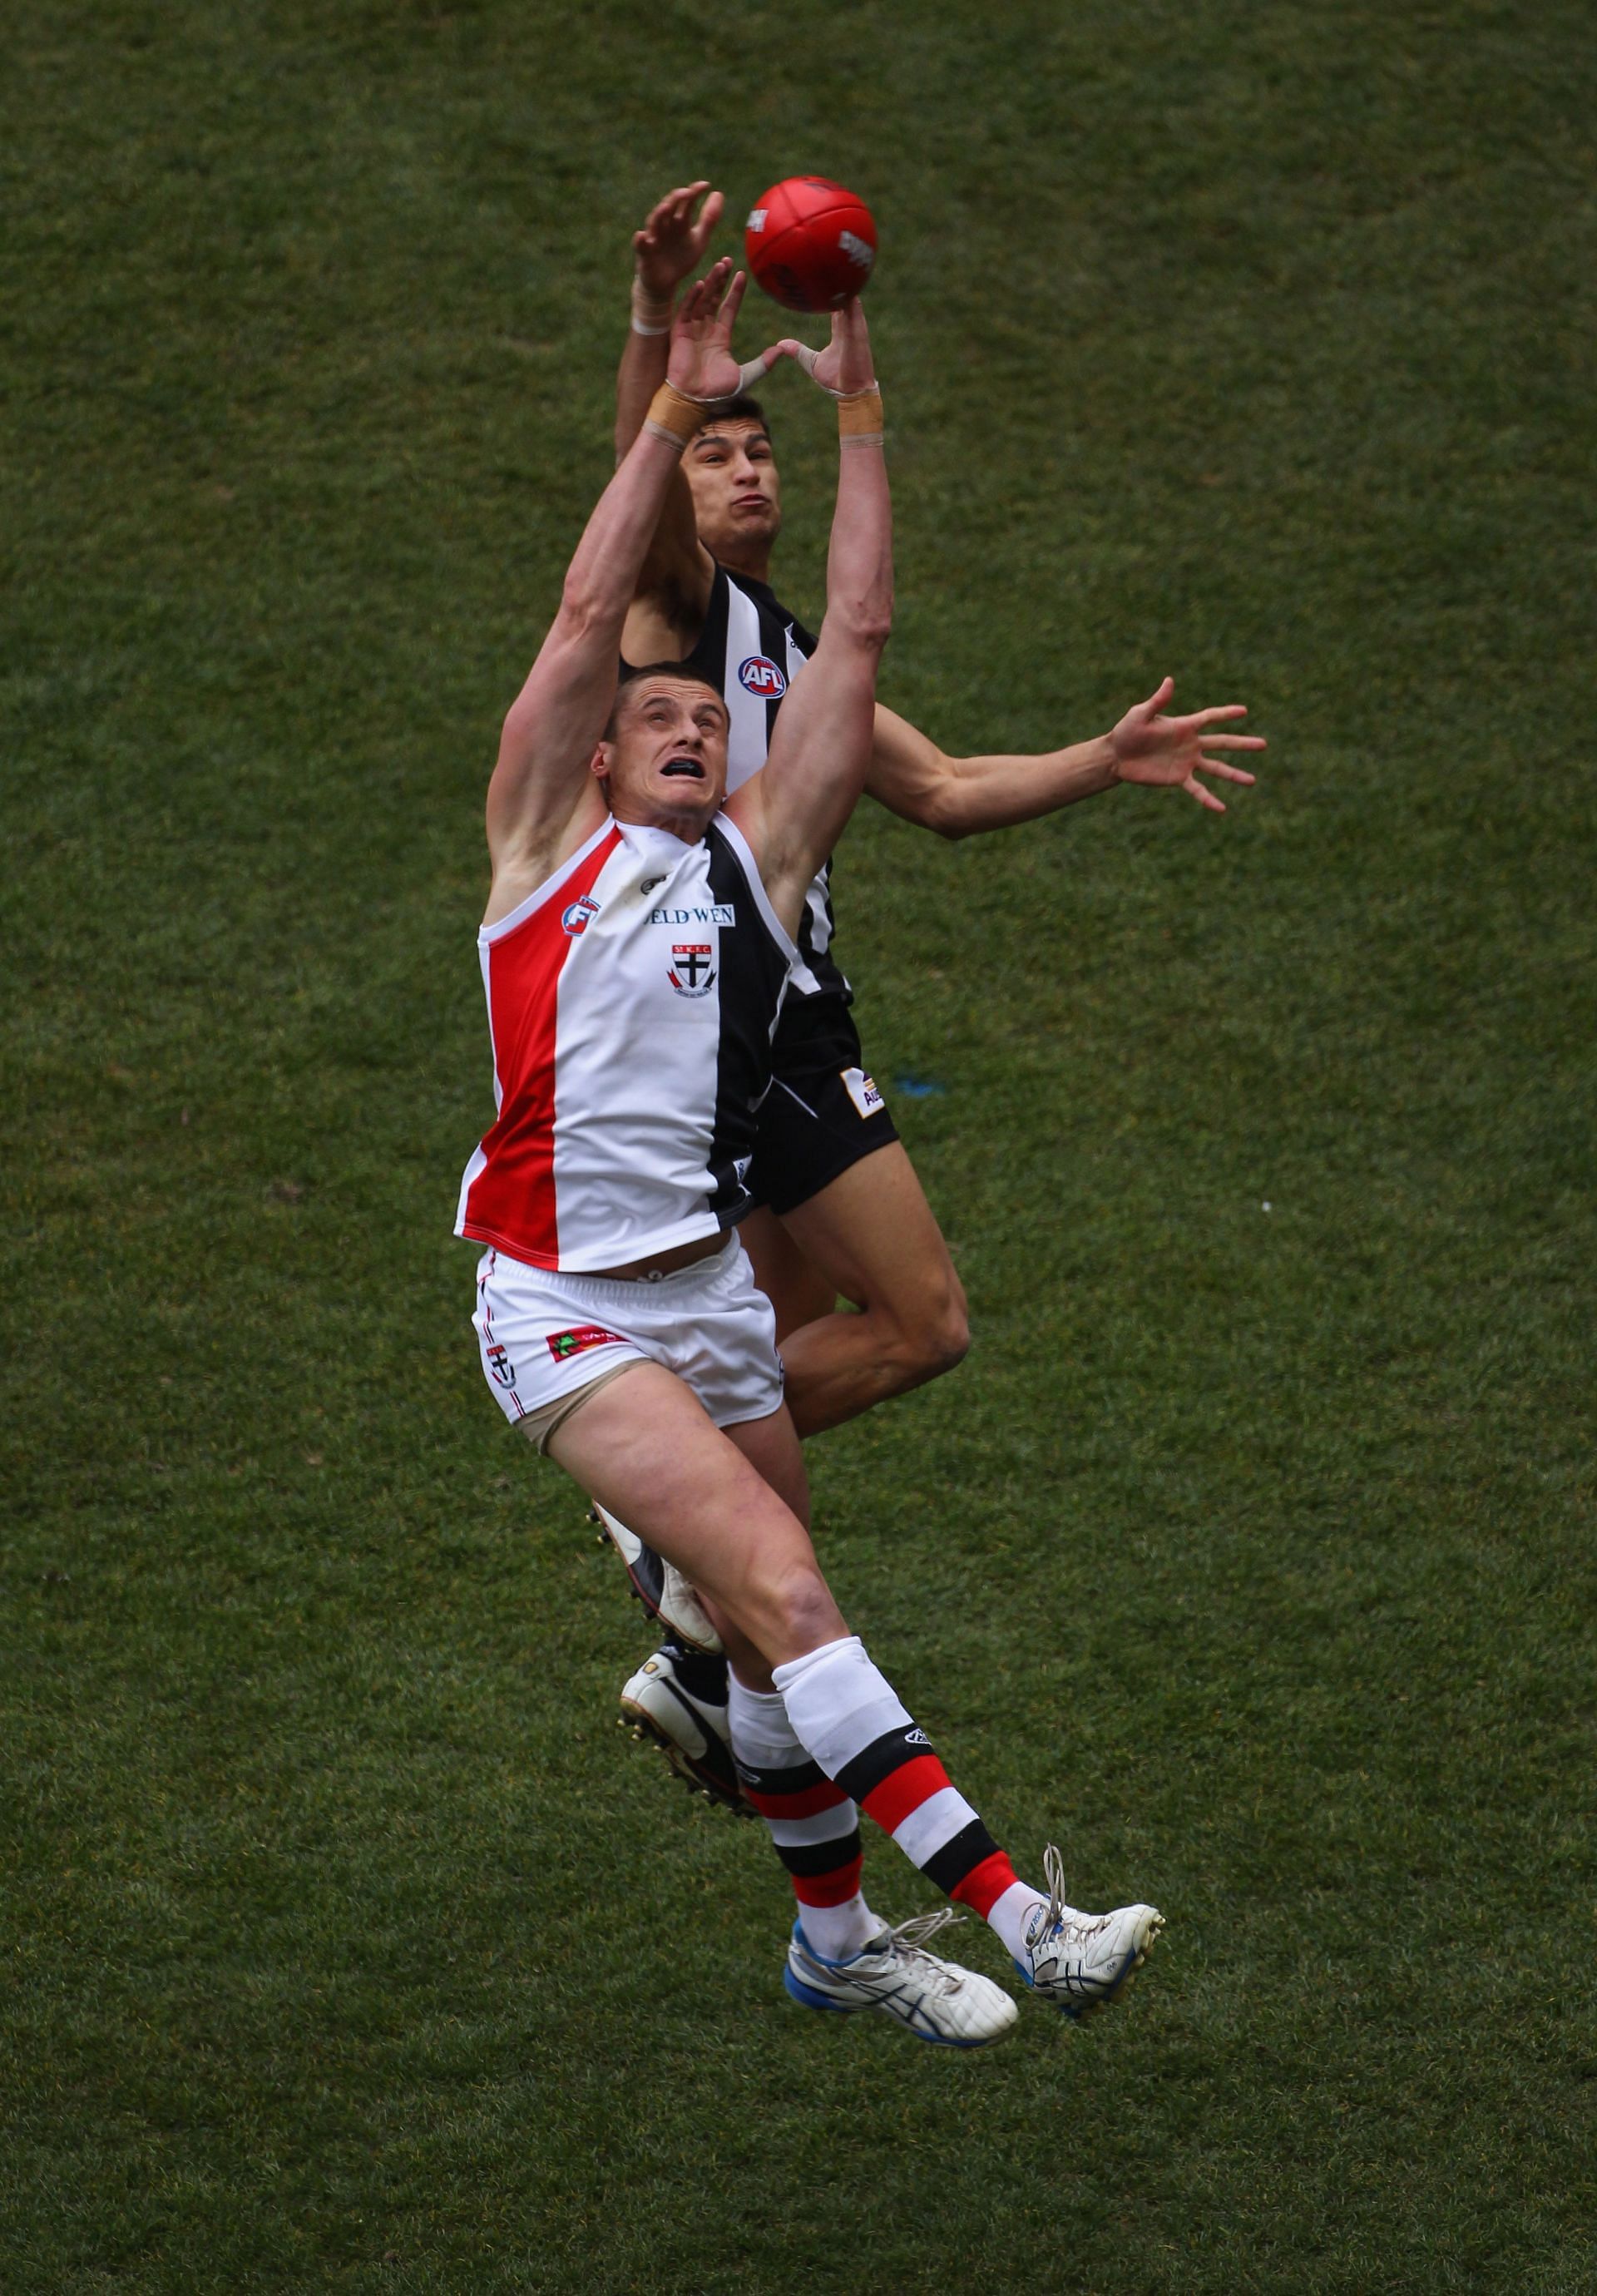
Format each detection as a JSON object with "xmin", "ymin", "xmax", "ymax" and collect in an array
[
  {"xmin": 630, "ymin": 279, "xmax": 673, "ymax": 337},
  {"xmin": 789, "ymin": 340, "xmax": 880, "ymax": 402}
]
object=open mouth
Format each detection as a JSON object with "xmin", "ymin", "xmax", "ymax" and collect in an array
[{"xmin": 660, "ymin": 756, "xmax": 705, "ymax": 781}]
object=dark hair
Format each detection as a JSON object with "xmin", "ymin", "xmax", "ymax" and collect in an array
[
  {"xmin": 605, "ymin": 664, "xmax": 727, "ymax": 740},
  {"xmin": 695, "ymin": 393, "xmax": 771, "ymax": 442}
]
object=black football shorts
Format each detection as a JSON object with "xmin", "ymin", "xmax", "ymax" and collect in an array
[{"xmin": 743, "ymin": 992, "xmax": 899, "ymax": 1218}]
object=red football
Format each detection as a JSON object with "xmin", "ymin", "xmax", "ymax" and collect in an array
[{"xmin": 744, "ymin": 177, "xmax": 878, "ymax": 313}]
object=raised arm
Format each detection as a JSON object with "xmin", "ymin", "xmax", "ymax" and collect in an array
[
  {"xmin": 726, "ymin": 301, "xmax": 891, "ymax": 932},
  {"xmin": 866, "ymin": 683, "xmax": 1263, "ymax": 840},
  {"xmin": 487, "ymin": 262, "xmax": 774, "ymax": 912},
  {"xmin": 608, "ymin": 185, "xmax": 717, "ymax": 646}
]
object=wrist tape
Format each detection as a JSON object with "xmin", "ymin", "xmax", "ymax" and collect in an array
[
  {"xmin": 644, "ymin": 381, "xmax": 710, "ymax": 451},
  {"xmin": 838, "ymin": 386, "xmax": 884, "ymax": 448},
  {"xmin": 630, "ymin": 279, "xmax": 673, "ymax": 338}
]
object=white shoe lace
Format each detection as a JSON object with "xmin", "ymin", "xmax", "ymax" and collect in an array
[
  {"xmin": 1032, "ymin": 1844, "xmax": 1110, "ymax": 1954},
  {"xmin": 880, "ymin": 1907, "xmax": 968, "ymax": 1997}
]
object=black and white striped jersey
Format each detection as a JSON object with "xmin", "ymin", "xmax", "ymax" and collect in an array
[{"xmin": 678, "ymin": 566, "xmax": 850, "ymax": 1007}]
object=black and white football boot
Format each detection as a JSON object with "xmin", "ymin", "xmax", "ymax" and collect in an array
[
  {"xmin": 618, "ymin": 1640, "xmax": 755, "ymax": 1817},
  {"xmin": 589, "ymin": 1502, "xmax": 723, "ymax": 1655}
]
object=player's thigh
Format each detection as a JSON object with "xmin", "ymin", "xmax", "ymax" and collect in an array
[
  {"xmin": 779, "ymin": 1140, "xmax": 966, "ymax": 1332},
  {"xmin": 722, "ymin": 1396, "xmax": 811, "ymax": 1527},
  {"xmin": 739, "ymin": 1204, "xmax": 838, "ymax": 1343},
  {"xmin": 546, "ymin": 1361, "xmax": 841, "ymax": 1652}
]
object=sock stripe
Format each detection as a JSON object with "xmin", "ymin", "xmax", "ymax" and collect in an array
[
  {"xmin": 887, "ymin": 1783, "xmax": 981, "ymax": 1871},
  {"xmin": 744, "ymin": 1779, "xmax": 849, "ymax": 1822},
  {"xmin": 952, "ymin": 1849, "xmax": 1023, "ymax": 1922},
  {"xmin": 835, "ymin": 1724, "xmax": 937, "ymax": 1805},
  {"xmin": 858, "ymin": 1752, "xmax": 950, "ymax": 1837},
  {"xmin": 734, "ymin": 1754, "xmax": 829, "ymax": 1796},
  {"xmin": 792, "ymin": 1853, "xmax": 864, "ymax": 1909},
  {"xmin": 777, "ymin": 1827, "xmax": 864, "ymax": 1880},
  {"xmin": 767, "ymin": 1800, "xmax": 860, "ymax": 1849},
  {"xmin": 922, "ymin": 1817, "xmax": 1002, "ymax": 1896}
]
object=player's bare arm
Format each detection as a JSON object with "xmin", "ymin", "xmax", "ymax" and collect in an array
[
  {"xmin": 486, "ymin": 260, "xmax": 775, "ymax": 923},
  {"xmin": 727, "ymin": 298, "xmax": 891, "ymax": 937},
  {"xmin": 864, "ymin": 681, "xmax": 1265, "ymax": 839},
  {"xmin": 616, "ymin": 183, "xmax": 789, "ymax": 659}
]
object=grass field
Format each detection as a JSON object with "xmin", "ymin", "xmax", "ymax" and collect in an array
[{"xmin": 5, "ymin": 2, "xmax": 1595, "ymax": 2288}]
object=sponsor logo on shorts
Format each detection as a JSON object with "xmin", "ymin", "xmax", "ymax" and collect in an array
[
  {"xmin": 561, "ymin": 895, "xmax": 601, "ymax": 936},
  {"xmin": 484, "ymin": 1341, "xmax": 516, "ymax": 1388},
  {"xmin": 841, "ymin": 1065, "xmax": 884, "ymax": 1119},
  {"xmin": 546, "ymin": 1325, "xmax": 627, "ymax": 1363},
  {"xmin": 669, "ymin": 943, "xmax": 716, "ymax": 997},
  {"xmin": 738, "ymin": 653, "xmax": 787, "ymax": 700},
  {"xmin": 650, "ymin": 903, "xmax": 734, "ymax": 926},
  {"xmin": 903, "ymin": 1727, "xmax": 932, "ymax": 1748}
]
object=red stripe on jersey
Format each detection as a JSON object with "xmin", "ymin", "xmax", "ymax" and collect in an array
[
  {"xmin": 461, "ymin": 828, "xmax": 621, "ymax": 1268},
  {"xmin": 951, "ymin": 1849, "xmax": 1021, "ymax": 1921},
  {"xmin": 744, "ymin": 1779, "xmax": 850, "ymax": 1822},
  {"xmin": 858, "ymin": 1754, "xmax": 951, "ymax": 1838},
  {"xmin": 791, "ymin": 1853, "xmax": 864, "ymax": 1909}
]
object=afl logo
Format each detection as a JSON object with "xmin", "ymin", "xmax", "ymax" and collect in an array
[
  {"xmin": 561, "ymin": 895, "xmax": 600, "ymax": 936},
  {"xmin": 738, "ymin": 654, "xmax": 787, "ymax": 700}
]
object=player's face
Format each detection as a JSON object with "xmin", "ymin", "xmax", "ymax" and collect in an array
[
  {"xmin": 598, "ymin": 678, "xmax": 730, "ymax": 835},
  {"xmin": 682, "ymin": 418, "xmax": 782, "ymax": 567}
]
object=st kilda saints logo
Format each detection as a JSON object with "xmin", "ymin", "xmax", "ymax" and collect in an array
[
  {"xmin": 738, "ymin": 654, "xmax": 787, "ymax": 700},
  {"xmin": 484, "ymin": 1340, "xmax": 516, "ymax": 1388},
  {"xmin": 669, "ymin": 943, "xmax": 716, "ymax": 998}
]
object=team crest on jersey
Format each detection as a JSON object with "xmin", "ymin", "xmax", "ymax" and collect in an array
[
  {"xmin": 738, "ymin": 653, "xmax": 787, "ymax": 700},
  {"xmin": 546, "ymin": 1324, "xmax": 626, "ymax": 1363},
  {"xmin": 668, "ymin": 943, "xmax": 716, "ymax": 997},
  {"xmin": 561, "ymin": 895, "xmax": 601, "ymax": 936}
]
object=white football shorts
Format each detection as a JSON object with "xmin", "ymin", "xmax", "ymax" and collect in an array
[{"xmin": 472, "ymin": 1235, "xmax": 784, "ymax": 1450}]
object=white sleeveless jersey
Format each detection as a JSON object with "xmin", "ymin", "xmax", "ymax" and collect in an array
[{"xmin": 455, "ymin": 814, "xmax": 795, "ymax": 1272}]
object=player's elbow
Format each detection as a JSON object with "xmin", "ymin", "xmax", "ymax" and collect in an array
[
  {"xmin": 556, "ymin": 569, "xmax": 611, "ymax": 637},
  {"xmin": 834, "ymin": 591, "xmax": 893, "ymax": 655}
]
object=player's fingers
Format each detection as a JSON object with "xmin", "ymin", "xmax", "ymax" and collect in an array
[
  {"xmin": 1140, "ymin": 675, "xmax": 1175, "ymax": 718},
  {"xmin": 1196, "ymin": 760, "xmax": 1257, "ymax": 784},
  {"xmin": 717, "ymin": 266, "xmax": 748, "ymax": 329},
  {"xmin": 695, "ymin": 188, "xmax": 724, "ymax": 238},
  {"xmin": 1197, "ymin": 733, "xmax": 1267, "ymax": 750},
  {"xmin": 1184, "ymin": 776, "xmax": 1226, "ymax": 812},
  {"xmin": 1192, "ymin": 705, "xmax": 1249, "ymax": 725}
]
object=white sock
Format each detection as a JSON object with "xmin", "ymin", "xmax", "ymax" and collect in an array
[
  {"xmin": 986, "ymin": 1878, "xmax": 1049, "ymax": 1964},
  {"xmin": 795, "ymin": 1893, "xmax": 882, "ymax": 1962}
]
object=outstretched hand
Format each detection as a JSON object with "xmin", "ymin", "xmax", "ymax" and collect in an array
[
  {"xmin": 666, "ymin": 259, "xmax": 784, "ymax": 403},
  {"xmin": 1110, "ymin": 678, "xmax": 1265, "ymax": 812},
  {"xmin": 777, "ymin": 297, "xmax": 876, "ymax": 397},
  {"xmin": 633, "ymin": 181, "xmax": 724, "ymax": 301}
]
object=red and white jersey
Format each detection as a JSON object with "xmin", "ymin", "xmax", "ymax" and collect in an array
[{"xmin": 456, "ymin": 814, "xmax": 796, "ymax": 1272}]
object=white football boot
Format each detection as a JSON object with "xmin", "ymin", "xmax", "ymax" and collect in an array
[
  {"xmin": 591, "ymin": 1502, "xmax": 723, "ymax": 1655},
  {"xmin": 619, "ymin": 1644, "xmax": 754, "ymax": 1816},
  {"xmin": 785, "ymin": 1909, "xmax": 1019, "ymax": 2049},
  {"xmin": 1016, "ymin": 1844, "xmax": 1164, "ymax": 2021}
]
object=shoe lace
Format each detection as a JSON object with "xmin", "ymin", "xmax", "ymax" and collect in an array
[
  {"xmin": 884, "ymin": 1907, "xmax": 967, "ymax": 1995},
  {"xmin": 1036, "ymin": 1843, "xmax": 1108, "ymax": 1952}
]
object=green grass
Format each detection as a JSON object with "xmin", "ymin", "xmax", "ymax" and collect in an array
[{"xmin": 4, "ymin": 1, "xmax": 1595, "ymax": 2287}]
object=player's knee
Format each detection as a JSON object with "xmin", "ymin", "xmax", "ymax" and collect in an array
[
  {"xmin": 884, "ymin": 1280, "xmax": 970, "ymax": 1388},
  {"xmin": 760, "ymin": 1558, "xmax": 844, "ymax": 1658}
]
